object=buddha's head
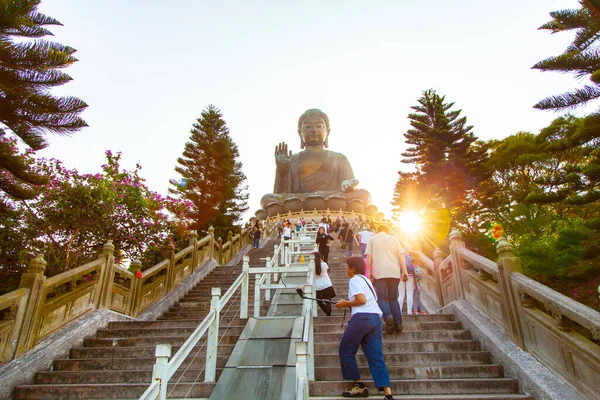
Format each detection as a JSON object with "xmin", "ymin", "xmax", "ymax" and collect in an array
[{"xmin": 298, "ymin": 109, "xmax": 330, "ymax": 149}]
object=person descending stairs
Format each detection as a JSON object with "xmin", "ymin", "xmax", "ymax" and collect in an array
[
  {"xmin": 12, "ymin": 242, "xmax": 276, "ymax": 400},
  {"xmin": 309, "ymin": 243, "xmax": 533, "ymax": 399}
]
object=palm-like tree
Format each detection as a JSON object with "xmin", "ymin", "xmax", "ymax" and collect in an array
[
  {"xmin": 533, "ymin": 1, "xmax": 600, "ymax": 111},
  {"xmin": 0, "ymin": 0, "xmax": 87, "ymax": 209}
]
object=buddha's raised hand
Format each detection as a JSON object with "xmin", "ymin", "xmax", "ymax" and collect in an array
[{"xmin": 275, "ymin": 142, "xmax": 293, "ymax": 171}]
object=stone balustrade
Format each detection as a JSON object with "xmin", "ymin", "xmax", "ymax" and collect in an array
[
  {"xmin": 413, "ymin": 228, "xmax": 600, "ymax": 399},
  {"xmin": 0, "ymin": 222, "xmax": 278, "ymax": 365}
]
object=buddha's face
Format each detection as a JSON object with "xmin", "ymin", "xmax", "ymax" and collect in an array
[{"xmin": 299, "ymin": 116, "xmax": 329, "ymax": 147}]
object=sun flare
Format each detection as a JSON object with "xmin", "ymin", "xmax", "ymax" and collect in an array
[{"xmin": 397, "ymin": 211, "xmax": 422, "ymax": 234}]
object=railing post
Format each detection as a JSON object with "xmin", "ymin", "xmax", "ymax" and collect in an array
[
  {"xmin": 273, "ymin": 245, "xmax": 279, "ymax": 283},
  {"xmin": 448, "ymin": 229, "xmax": 465, "ymax": 301},
  {"xmin": 205, "ymin": 287, "xmax": 221, "ymax": 382},
  {"xmin": 241, "ymin": 256, "xmax": 249, "ymax": 319},
  {"xmin": 152, "ymin": 343, "xmax": 171, "ymax": 400},
  {"xmin": 432, "ymin": 248, "xmax": 446, "ymax": 307},
  {"xmin": 254, "ymin": 274, "xmax": 262, "ymax": 318},
  {"xmin": 128, "ymin": 259, "xmax": 142, "ymax": 316},
  {"xmin": 96, "ymin": 240, "xmax": 116, "ymax": 310},
  {"xmin": 15, "ymin": 254, "xmax": 47, "ymax": 356},
  {"xmin": 226, "ymin": 231, "xmax": 233, "ymax": 264},
  {"xmin": 208, "ymin": 226, "xmax": 215, "ymax": 261},
  {"xmin": 496, "ymin": 238, "xmax": 525, "ymax": 349},
  {"xmin": 189, "ymin": 231, "xmax": 199, "ymax": 272},
  {"xmin": 217, "ymin": 237, "xmax": 223, "ymax": 265},
  {"xmin": 295, "ymin": 341, "xmax": 309, "ymax": 400},
  {"xmin": 309, "ymin": 254, "xmax": 317, "ymax": 317},
  {"xmin": 164, "ymin": 241, "xmax": 176, "ymax": 293},
  {"xmin": 265, "ymin": 257, "xmax": 271, "ymax": 301}
]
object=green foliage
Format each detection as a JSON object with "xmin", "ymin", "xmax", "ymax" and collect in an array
[
  {"xmin": 534, "ymin": 1, "xmax": 600, "ymax": 111},
  {"xmin": 169, "ymin": 105, "xmax": 248, "ymax": 241},
  {"xmin": 0, "ymin": 148, "xmax": 190, "ymax": 294},
  {"xmin": 0, "ymin": 0, "xmax": 87, "ymax": 208}
]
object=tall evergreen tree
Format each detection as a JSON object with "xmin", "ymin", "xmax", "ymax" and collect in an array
[
  {"xmin": 0, "ymin": 0, "xmax": 87, "ymax": 210},
  {"xmin": 393, "ymin": 89, "xmax": 488, "ymax": 230},
  {"xmin": 169, "ymin": 105, "xmax": 248, "ymax": 240}
]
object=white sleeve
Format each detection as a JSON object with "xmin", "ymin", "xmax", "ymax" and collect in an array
[
  {"xmin": 321, "ymin": 261, "xmax": 329, "ymax": 273},
  {"xmin": 348, "ymin": 278, "xmax": 364, "ymax": 300}
]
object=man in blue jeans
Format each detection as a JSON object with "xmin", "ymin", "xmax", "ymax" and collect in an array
[
  {"xmin": 365, "ymin": 224, "xmax": 408, "ymax": 333},
  {"xmin": 335, "ymin": 257, "xmax": 395, "ymax": 399}
]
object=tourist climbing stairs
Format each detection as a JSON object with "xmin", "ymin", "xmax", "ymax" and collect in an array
[
  {"xmin": 12, "ymin": 241, "xmax": 276, "ymax": 400},
  {"xmin": 308, "ymin": 244, "xmax": 533, "ymax": 399}
]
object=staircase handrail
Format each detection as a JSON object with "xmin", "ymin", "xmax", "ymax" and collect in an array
[{"xmin": 512, "ymin": 272, "xmax": 600, "ymax": 336}]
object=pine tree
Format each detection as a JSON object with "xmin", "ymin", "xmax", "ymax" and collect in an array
[
  {"xmin": 393, "ymin": 89, "xmax": 488, "ymax": 228},
  {"xmin": 169, "ymin": 105, "xmax": 248, "ymax": 240},
  {"xmin": 0, "ymin": 0, "xmax": 88, "ymax": 210}
]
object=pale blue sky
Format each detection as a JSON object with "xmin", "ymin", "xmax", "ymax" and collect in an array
[{"xmin": 35, "ymin": 0, "xmax": 584, "ymax": 220}]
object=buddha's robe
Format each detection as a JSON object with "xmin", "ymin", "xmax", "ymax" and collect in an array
[
  {"xmin": 274, "ymin": 150, "xmax": 354, "ymax": 194},
  {"xmin": 260, "ymin": 149, "xmax": 371, "ymax": 209}
]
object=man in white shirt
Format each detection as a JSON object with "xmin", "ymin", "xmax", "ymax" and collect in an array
[
  {"xmin": 365, "ymin": 224, "xmax": 407, "ymax": 334},
  {"xmin": 357, "ymin": 226, "xmax": 374, "ymax": 257},
  {"xmin": 335, "ymin": 256, "xmax": 394, "ymax": 400}
]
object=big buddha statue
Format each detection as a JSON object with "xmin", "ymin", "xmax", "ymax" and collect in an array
[{"xmin": 256, "ymin": 109, "xmax": 375, "ymax": 218}]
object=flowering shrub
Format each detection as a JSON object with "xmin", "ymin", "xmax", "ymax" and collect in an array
[{"xmin": 0, "ymin": 148, "xmax": 192, "ymax": 293}]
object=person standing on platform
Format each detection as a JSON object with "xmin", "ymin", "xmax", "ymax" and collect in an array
[
  {"xmin": 365, "ymin": 224, "xmax": 408, "ymax": 334},
  {"xmin": 335, "ymin": 256, "xmax": 395, "ymax": 400},
  {"xmin": 316, "ymin": 226, "xmax": 335, "ymax": 263}
]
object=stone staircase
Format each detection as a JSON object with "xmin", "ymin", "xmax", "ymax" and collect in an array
[
  {"xmin": 12, "ymin": 243, "xmax": 275, "ymax": 400},
  {"xmin": 308, "ymin": 246, "xmax": 533, "ymax": 399}
]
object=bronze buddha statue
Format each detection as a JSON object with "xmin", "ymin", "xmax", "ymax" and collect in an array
[{"xmin": 257, "ymin": 109, "xmax": 373, "ymax": 218}]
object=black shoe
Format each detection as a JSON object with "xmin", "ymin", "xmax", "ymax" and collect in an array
[
  {"xmin": 384, "ymin": 396, "xmax": 395, "ymax": 400},
  {"xmin": 342, "ymin": 383, "xmax": 369, "ymax": 397},
  {"xmin": 385, "ymin": 316, "xmax": 394, "ymax": 334},
  {"xmin": 394, "ymin": 324, "xmax": 402, "ymax": 333}
]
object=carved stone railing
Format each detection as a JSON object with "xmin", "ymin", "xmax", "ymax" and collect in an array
[
  {"xmin": 419, "ymin": 228, "xmax": 600, "ymax": 399},
  {"xmin": 0, "ymin": 224, "xmax": 258, "ymax": 365}
]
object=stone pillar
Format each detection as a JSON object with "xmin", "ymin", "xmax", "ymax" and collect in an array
[
  {"xmin": 496, "ymin": 238, "xmax": 525, "ymax": 349},
  {"xmin": 208, "ymin": 226, "xmax": 215, "ymax": 261},
  {"xmin": 129, "ymin": 259, "xmax": 142, "ymax": 316},
  {"xmin": 217, "ymin": 237, "xmax": 223, "ymax": 265},
  {"xmin": 227, "ymin": 231, "xmax": 233, "ymax": 263},
  {"xmin": 448, "ymin": 228, "xmax": 465, "ymax": 301},
  {"xmin": 96, "ymin": 240, "xmax": 116, "ymax": 310},
  {"xmin": 432, "ymin": 248, "xmax": 446, "ymax": 307},
  {"xmin": 16, "ymin": 254, "xmax": 47, "ymax": 355},
  {"xmin": 164, "ymin": 240, "xmax": 176, "ymax": 293},
  {"xmin": 189, "ymin": 231, "xmax": 199, "ymax": 272}
]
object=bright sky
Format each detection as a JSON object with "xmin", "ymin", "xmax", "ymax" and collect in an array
[{"xmin": 36, "ymin": 0, "xmax": 584, "ymax": 221}]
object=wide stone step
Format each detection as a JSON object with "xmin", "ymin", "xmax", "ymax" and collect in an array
[
  {"xmin": 314, "ymin": 352, "xmax": 492, "ymax": 367},
  {"xmin": 107, "ymin": 318, "xmax": 246, "ymax": 329},
  {"xmin": 71, "ymin": 344, "xmax": 235, "ymax": 359},
  {"xmin": 314, "ymin": 364, "xmax": 504, "ymax": 380},
  {"xmin": 95, "ymin": 325, "xmax": 244, "ymax": 338},
  {"xmin": 309, "ymin": 378, "xmax": 520, "ymax": 396},
  {"xmin": 314, "ymin": 330, "xmax": 472, "ymax": 342},
  {"xmin": 309, "ymin": 395, "xmax": 533, "ymax": 399},
  {"xmin": 314, "ymin": 340, "xmax": 480, "ymax": 354},
  {"xmin": 83, "ymin": 334, "xmax": 240, "ymax": 347},
  {"xmin": 35, "ymin": 367, "xmax": 224, "ymax": 384},
  {"xmin": 313, "ymin": 314, "xmax": 454, "ymax": 322},
  {"xmin": 53, "ymin": 355, "xmax": 229, "ymax": 371},
  {"xmin": 158, "ymin": 310, "xmax": 256, "ymax": 319},
  {"xmin": 314, "ymin": 321, "xmax": 463, "ymax": 333},
  {"xmin": 13, "ymin": 382, "xmax": 215, "ymax": 399}
]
